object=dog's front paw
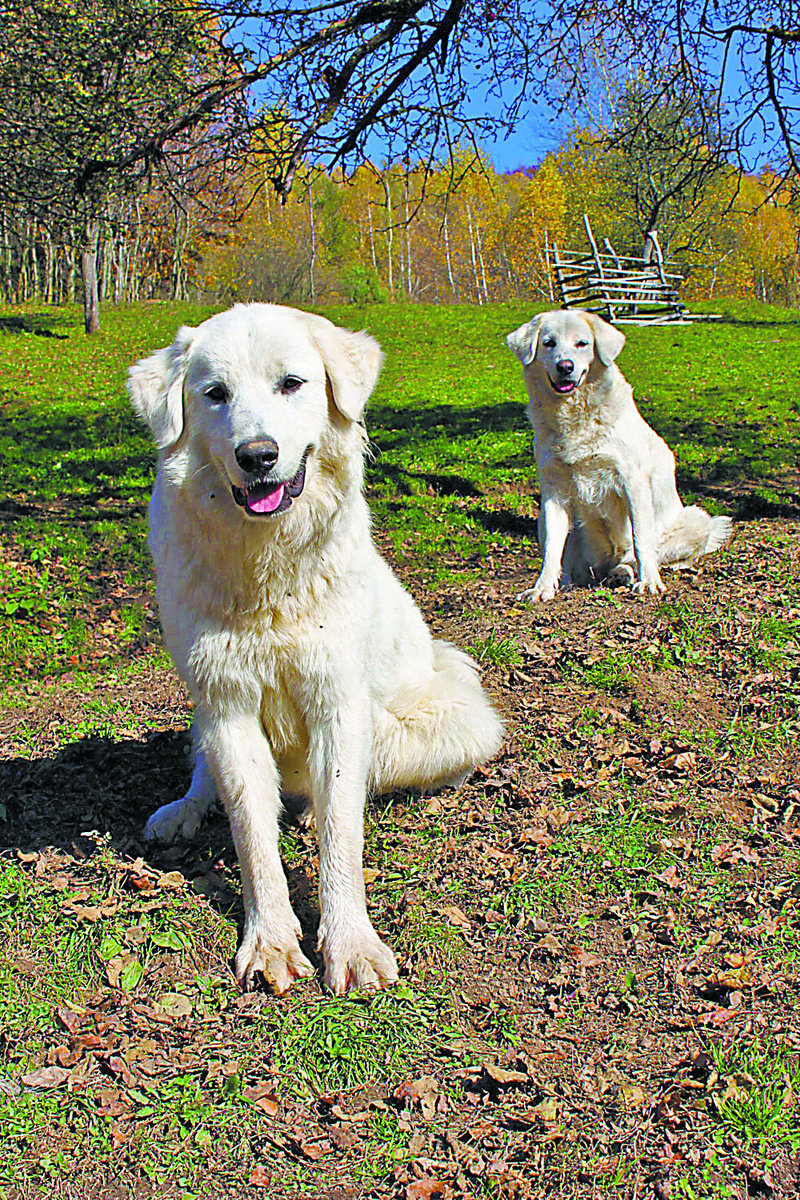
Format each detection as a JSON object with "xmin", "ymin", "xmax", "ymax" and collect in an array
[
  {"xmin": 319, "ymin": 922, "xmax": 399, "ymax": 996},
  {"xmin": 516, "ymin": 579, "xmax": 558, "ymax": 603},
  {"xmin": 235, "ymin": 921, "xmax": 314, "ymax": 994},
  {"xmin": 632, "ymin": 571, "xmax": 666, "ymax": 596},
  {"xmin": 144, "ymin": 797, "xmax": 208, "ymax": 843},
  {"xmin": 607, "ymin": 563, "xmax": 635, "ymax": 588}
]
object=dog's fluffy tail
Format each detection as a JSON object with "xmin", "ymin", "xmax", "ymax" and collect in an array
[
  {"xmin": 371, "ymin": 641, "xmax": 504, "ymax": 795},
  {"xmin": 660, "ymin": 506, "xmax": 733, "ymax": 565}
]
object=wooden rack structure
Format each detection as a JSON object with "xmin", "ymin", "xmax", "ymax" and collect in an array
[{"xmin": 548, "ymin": 215, "xmax": 695, "ymax": 325}]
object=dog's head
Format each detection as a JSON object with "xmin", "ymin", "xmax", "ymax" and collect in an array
[
  {"xmin": 506, "ymin": 310, "xmax": 625, "ymax": 396},
  {"xmin": 128, "ymin": 304, "xmax": 383, "ymax": 521}
]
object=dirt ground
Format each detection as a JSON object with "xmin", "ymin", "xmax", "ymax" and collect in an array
[{"xmin": 1, "ymin": 517, "xmax": 799, "ymax": 1199}]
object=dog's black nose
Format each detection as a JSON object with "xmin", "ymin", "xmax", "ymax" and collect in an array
[
  {"xmin": 556, "ymin": 359, "xmax": 574, "ymax": 376},
  {"xmin": 235, "ymin": 438, "xmax": 279, "ymax": 474}
]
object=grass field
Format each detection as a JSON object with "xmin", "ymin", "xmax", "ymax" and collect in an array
[{"xmin": 0, "ymin": 299, "xmax": 799, "ymax": 1199}]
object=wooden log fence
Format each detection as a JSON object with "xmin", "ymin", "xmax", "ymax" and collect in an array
[{"xmin": 547, "ymin": 214, "xmax": 706, "ymax": 325}]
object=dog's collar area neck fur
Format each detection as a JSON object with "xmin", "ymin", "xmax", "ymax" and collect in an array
[{"xmin": 232, "ymin": 447, "xmax": 310, "ymax": 517}]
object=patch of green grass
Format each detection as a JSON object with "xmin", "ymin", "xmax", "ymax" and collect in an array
[
  {"xmin": 574, "ymin": 650, "xmax": 637, "ymax": 693},
  {"xmin": 270, "ymin": 983, "xmax": 453, "ymax": 1098},
  {"xmin": 468, "ymin": 629, "xmax": 523, "ymax": 667},
  {"xmin": 0, "ymin": 1068, "xmax": 274, "ymax": 1192},
  {"xmin": 402, "ymin": 902, "xmax": 467, "ymax": 962},
  {"xmin": 0, "ymin": 857, "xmax": 233, "ymax": 1071},
  {"xmin": 672, "ymin": 1153, "xmax": 740, "ymax": 1200},
  {"xmin": 653, "ymin": 600, "xmax": 717, "ymax": 668},
  {"xmin": 709, "ymin": 1036, "xmax": 800, "ymax": 1150},
  {"xmin": 747, "ymin": 612, "xmax": 800, "ymax": 670},
  {"xmin": 691, "ymin": 712, "xmax": 795, "ymax": 762},
  {"xmin": 354, "ymin": 1109, "xmax": 412, "ymax": 1183}
]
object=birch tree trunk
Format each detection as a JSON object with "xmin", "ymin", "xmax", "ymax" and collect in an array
[
  {"xmin": 465, "ymin": 203, "xmax": 483, "ymax": 304},
  {"xmin": 382, "ymin": 175, "xmax": 394, "ymax": 297},
  {"xmin": 442, "ymin": 209, "xmax": 456, "ymax": 299},
  {"xmin": 81, "ymin": 217, "xmax": 101, "ymax": 334},
  {"xmin": 307, "ymin": 184, "xmax": 317, "ymax": 302}
]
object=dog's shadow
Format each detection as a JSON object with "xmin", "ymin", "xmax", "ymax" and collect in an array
[{"xmin": 1, "ymin": 730, "xmax": 325, "ymax": 968}]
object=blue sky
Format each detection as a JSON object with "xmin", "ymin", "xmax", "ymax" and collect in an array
[{"xmin": 480, "ymin": 106, "xmax": 569, "ymax": 173}]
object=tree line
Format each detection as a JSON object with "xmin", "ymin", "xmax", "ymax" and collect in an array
[
  {"xmin": 3, "ymin": 139, "xmax": 796, "ymax": 312},
  {"xmin": 2, "ymin": 1, "xmax": 798, "ymax": 327}
]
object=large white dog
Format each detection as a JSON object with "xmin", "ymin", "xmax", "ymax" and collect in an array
[
  {"xmin": 129, "ymin": 304, "xmax": 503, "ymax": 995},
  {"xmin": 506, "ymin": 309, "xmax": 732, "ymax": 601}
]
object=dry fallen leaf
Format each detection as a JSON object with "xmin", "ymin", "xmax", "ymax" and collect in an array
[
  {"xmin": 571, "ymin": 946, "xmax": 602, "ymax": 968},
  {"xmin": 21, "ymin": 1065, "xmax": 70, "ymax": 1089},
  {"xmin": 482, "ymin": 1062, "xmax": 528, "ymax": 1087},
  {"xmin": 56, "ymin": 1005, "xmax": 84, "ymax": 1035},
  {"xmin": 536, "ymin": 933, "xmax": 563, "ymax": 955},
  {"xmin": 243, "ymin": 1081, "xmax": 279, "ymax": 1115},
  {"xmin": 155, "ymin": 993, "xmax": 194, "ymax": 1018},
  {"xmin": 711, "ymin": 842, "xmax": 762, "ymax": 866},
  {"xmin": 249, "ymin": 1166, "xmax": 272, "ymax": 1188},
  {"xmin": 407, "ymin": 1179, "xmax": 447, "ymax": 1200},
  {"xmin": 656, "ymin": 863, "xmax": 682, "ymax": 890},
  {"xmin": 158, "ymin": 870, "xmax": 186, "ymax": 891},
  {"xmin": 441, "ymin": 905, "xmax": 471, "ymax": 930}
]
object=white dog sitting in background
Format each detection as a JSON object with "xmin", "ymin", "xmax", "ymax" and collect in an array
[
  {"xmin": 128, "ymin": 304, "xmax": 503, "ymax": 995},
  {"xmin": 506, "ymin": 309, "xmax": 732, "ymax": 601}
]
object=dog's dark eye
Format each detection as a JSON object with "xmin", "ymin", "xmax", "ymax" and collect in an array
[
  {"xmin": 575, "ymin": 340, "xmax": 588, "ymax": 348},
  {"xmin": 281, "ymin": 375, "xmax": 305, "ymax": 394},
  {"xmin": 204, "ymin": 384, "xmax": 229, "ymax": 405},
  {"xmin": 542, "ymin": 338, "xmax": 555, "ymax": 348}
]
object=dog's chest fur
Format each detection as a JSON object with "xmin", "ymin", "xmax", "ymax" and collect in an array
[
  {"xmin": 527, "ymin": 373, "xmax": 634, "ymax": 503},
  {"xmin": 153, "ymin": 449, "xmax": 370, "ymax": 752}
]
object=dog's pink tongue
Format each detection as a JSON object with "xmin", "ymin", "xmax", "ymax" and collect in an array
[{"xmin": 248, "ymin": 484, "xmax": 285, "ymax": 514}]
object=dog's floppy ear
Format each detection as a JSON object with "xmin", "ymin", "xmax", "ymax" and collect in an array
[
  {"xmin": 304, "ymin": 312, "xmax": 383, "ymax": 422},
  {"xmin": 127, "ymin": 325, "xmax": 195, "ymax": 449},
  {"xmin": 506, "ymin": 315, "xmax": 543, "ymax": 366},
  {"xmin": 582, "ymin": 312, "xmax": 626, "ymax": 365}
]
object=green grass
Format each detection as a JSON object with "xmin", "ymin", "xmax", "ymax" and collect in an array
[
  {"xmin": 468, "ymin": 629, "xmax": 524, "ymax": 667},
  {"xmin": 1, "ymin": 298, "xmax": 799, "ymax": 688},
  {"xmin": 709, "ymin": 1036, "xmax": 800, "ymax": 1150},
  {"xmin": 1, "ymin": 298, "xmax": 800, "ymax": 1198},
  {"xmin": 0, "ymin": 856, "xmax": 232, "ymax": 1072},
  {"xmin": 269, "ymin": 983, "xmax": 453, "ymax": 1098}
]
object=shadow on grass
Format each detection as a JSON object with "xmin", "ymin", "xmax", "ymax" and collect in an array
[
  {"xmin": 0, "ymin": 729, "xmax": 195, "ymax": 855},
  {"xmin": 369, "ymin": 399, "xmax": 522, "ymax": 439},
  {"xmin": 0, "ymin": 731, "xmax": 373, "ymax": 974},
  {"xmin": 472, "ymin": 507, "xmax": 539, "ymax": 539},
  {"xmin": 716, "ymin": 313, "xmax": 800, "ymax": 329},
  {"xmin": 0, "ymin": 314, "xmax": 70, "ymax": 339},
  {"xmin": 1, "ymin": 386, "xmax": 797, "ymax": 555},
  {"xmin": 0, "ymin": 399, "xmax": 154, "ymax": 522}
]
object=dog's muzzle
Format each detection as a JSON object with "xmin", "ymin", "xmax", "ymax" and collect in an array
[
  {"xmin": 548, "ymin": 370, "xmax": 586, "ymax": 395},
  {"xmin": 231, "ymin": 448, "xmax": 310, "ymax": 517}
]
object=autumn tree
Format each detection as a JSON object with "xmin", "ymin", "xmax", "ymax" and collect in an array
[
  {"xmin": 597, "ymin": 77, "xmax": 728, "ymax": 253},
  {"xmin": 0, "ymin": 0, "xmax": 246, "ymax": 331},
  {"xmin": 4, "ymin": 0, "xmax": 799, "ymax": 325}
]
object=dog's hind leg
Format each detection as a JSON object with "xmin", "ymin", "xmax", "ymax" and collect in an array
[
  {"xmin": 371, "ymin": 641, "xmax": 504, "ymax": 796},
  {"xmin": 144, "ymin": 748, "xmax": 217, "ymax": 843}
]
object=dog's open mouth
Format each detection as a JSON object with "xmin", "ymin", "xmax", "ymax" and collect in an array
[
  {"xmin": 231, "ymin": 449, "xmax": 310, "ymax": 517},
  {"xmin": 548, "ymin": 373, "xmax": 586, "ymax": 395}
]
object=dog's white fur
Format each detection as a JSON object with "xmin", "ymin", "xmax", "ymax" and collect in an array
[
  {"xmin": 129, "ymin": 303, "xmax": 503, "ymax": 995},
  {"xmin": 506, "ymin": 310, "xmax": 732, "ymax": 601}
]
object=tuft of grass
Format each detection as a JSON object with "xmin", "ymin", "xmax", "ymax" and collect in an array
[
  {"xmin": 468, "ymin": 629, "xmax": 523, "ymax": 667},
  {"xmin": 0, "ymin": 857, "xmax": 233, "ymax": 1071},
  {"xmin": 270, "ymin": 983, "xmax": 452, "ymax": 1098},
  {"xmin": 709, "ymin": 1036, "xmax": 800, "ymax": 1150}
]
